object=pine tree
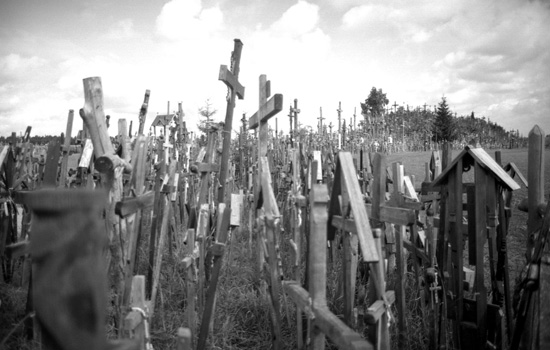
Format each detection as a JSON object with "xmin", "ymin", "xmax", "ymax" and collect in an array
[{"xmin": 432, "ymin": 96, "xmax": 455, "ymax": 142}]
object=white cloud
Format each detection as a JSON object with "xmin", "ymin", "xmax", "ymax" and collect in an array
[
  {"xmin": 156, "ymin": 0, "xmax": 224, "ymax": 41},
  {"xmin": 0, "ymin": 54, "xmax": 47, "ymax": 78},
  {"xmin": 104, "ymin": 19, "xmax": 136, "ymax": 40},
  {"xmin": 271, "ymin": 0, "xmax": 319, "ymax": 37}
]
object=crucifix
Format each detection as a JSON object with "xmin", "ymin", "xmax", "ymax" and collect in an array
[
  {"xmin": 318, "ymin": 107, "xmax": 324, "ymax": 134},
  {"xmin": 218, "ymin": 39, "xmax": 245, "ymax": 204},
  {"xmin": 289, "ymin": 99, "xmax": 300, "ymax": 148},
  {"xmin": 393, "ymin": 101, "xmax": 398, "ymax": 113},
  {"xmin": 337, "ymin": 101, "xmax": 343, "ymax": 133}
]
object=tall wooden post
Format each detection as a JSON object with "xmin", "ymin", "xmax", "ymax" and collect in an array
[
  {"xmin": 218, "ymin": 39, "xmax": 245, "ymax": 204},
  {"xmin": 527, "ymin": 125, "xmax": 545, "ymax": 260},
  {"xmin": 58, "ymin": 110, "xmax": 74, "ymax": 188},
  {"xmin": 138, "ymin": 89, "xmax": 150, "ymax": 136}
]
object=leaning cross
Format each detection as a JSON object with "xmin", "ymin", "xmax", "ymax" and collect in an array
[{"xmin": 218, "ymin": 39, "xmax": 245, "ymax": 204}]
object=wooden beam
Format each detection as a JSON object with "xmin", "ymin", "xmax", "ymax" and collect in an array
[
  {"xmin": 248, "ymin": 93, "xmax": 283, "ymax": 130},
  {"xmin": 337, "ymin": 152, "xmax": 378, "ymax": 262},
  {"xmin": 283, "ymin": 282, "xmax": 373, "ymax": 350}
]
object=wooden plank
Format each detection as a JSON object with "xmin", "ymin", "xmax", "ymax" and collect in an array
[
  {"xmin": 42, "ymin": 137, "xmax": 62, "ymax": 188},
  {"xmin": 313, "ymin": 150, "xmax": 322, "ymax": 181},
  {"xmin": 150, "ymin": 162, "xmax": 176, "ymax": 317},
  {"xmin": 309, "ymin": 183, "xmax": 328, "ymax": 349},
  {"xmin": 58, "ymin": 109, "xmax": 74, "ymax": 188},
  {"xmin": 0, "ymin": 145, "xmax": 8, "ymax": 173},
  {"xmin": 230, "ymin": 193, "xmax": 242, "ymax": 226},
  {"xmin": 503, "ymin": 162, "xmax": 528, "ymax": 187},
  {"xmin": 365, "ymin": 204, "xmax": 416, "ymax": 226},
  {"xmin": 453, "ymin": 157, "xmax": 464, "ymax": 330},
  {"xmin": 137, "ymin": 90, "xmax": 151, "ymax": 136},
  {"xmin": 469, "ymin": 147, "xmax": 520, "ymax": 191},
  {"xmin": 540, "ymin": 256, "xmax": 550, "ymax": 349},
  {"xmin": 282, "ymin": 281, "xmax": 315, "ymax": 318},
  {"xmin": 116, "ymin": 191, "xmax": 155, "ymax": 218},
  {"xmin": 403, "ymin": 176, "xmax": 419, "ymax": 201},
  {"xmin": 260, "ymin": 157, "xmax": 280, "ymax": 218},
  {"xmin": 391, "ymin": 162, "xmax": 407, "ymax": 349},
  {"xmin": 343, "ymin": 230, "xmax": 359, "ymax": 327},
  {"xmin": 283, "ymin": 282, "xmax": 373, "ymax": 350},
  {"xmin": 474, "ymin": 162, "xmax": 488, "ymax": 348},
  {"xmin": 338, "ymin": 152, "xmax": 378, "ymax": 262}
]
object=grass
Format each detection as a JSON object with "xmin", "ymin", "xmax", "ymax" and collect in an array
[{"xmin": 1, "ymin": 146, "xmax": 548, "ymax": 349}]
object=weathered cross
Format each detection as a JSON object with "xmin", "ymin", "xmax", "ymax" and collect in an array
[
  {"xmin": 218, "ymin": 39, "xmax": 245, "ymax": 204},
  {"xmin": 249, "ymin": 75, "xmax": 283, "ymax": 162},
  {"xmin": 289, "ymin": 98, "xmax": 300, "ymax": 147},
  {"xmin": 337, "ymin": 101, "xmax": 343, "ymax": 133},
  {"xmin": 318, "ymin": 107, "xmax": 324, "ymax": 134},
  {"xmin": 353, "ymin": 106, "xmax": 357, "ymax": 131},
  {"xmin": 393, "ymin": 101, "xmax": 398, "ymax": 112}
]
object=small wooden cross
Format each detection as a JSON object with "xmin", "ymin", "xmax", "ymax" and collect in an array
[
  {"xmin": 337, "ymin": 101, "xmax": 343, "ymax": 133},
  {"xmin": 318, "ymin": 107, "xmax": 324, "ymax": 134},
  {"xmin": 288, "ymin": 99, "xmax": 300, "ymax": 147}
]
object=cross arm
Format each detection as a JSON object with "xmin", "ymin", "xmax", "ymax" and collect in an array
[
  {"xmin": 219, "ymin": 65, "xmax": 244, "ymax": 99},
  {"xmin": 248, "ymin": 94, "xmax": 283, "ymax": 129}
]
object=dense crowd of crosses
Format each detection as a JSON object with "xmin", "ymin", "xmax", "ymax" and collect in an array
[{"xmin": 0, "ymin": 38, "xmax": 549, "ymax": 350}]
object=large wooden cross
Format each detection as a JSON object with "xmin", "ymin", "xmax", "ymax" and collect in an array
[
  {"xmin": 248, "ymin": 75, "xmax": 283, "ymax": 163},
  {"xmin": 218, "ymin": 39, "xmax": 245, "ymax": 204}
]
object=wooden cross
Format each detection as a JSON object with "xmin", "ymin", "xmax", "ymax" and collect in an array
[
  {"xmin": 138, "ymin": 90, "xmax": 151, "ymax": 136},
  {"xmin": 289, "ymin": 98, "xmax": 300, "ymax": 148},
  {"xmin": 318, "ymin": 107, "xmax": 325, "ymax": 134},
  {"xmin": 353, "ymin": 107, "xmax": 356, "ymax": 131},
  {"xmin": 218, "ymin": 39, "xmax": 245, "ymax": 203},
  {"xmin": 248, "ymin": 75, "xmax": 283, "ymax": 161},
  {"xmin": 337, "ymin": 101, "xmax": 343, "ymax": 133}
]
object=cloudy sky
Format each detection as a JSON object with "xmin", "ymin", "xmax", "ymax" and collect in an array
[{"xmin": 1, "ymin": 0, "xmax": 549, "ymax": 138}]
